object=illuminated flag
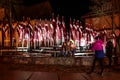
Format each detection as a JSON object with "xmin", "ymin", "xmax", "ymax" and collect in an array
[
  {"xmin": 112, "ymin": 33, "xmax": 116, "ymax": 48},
  {"xmin": 69, "ymin": 18, "xmax": 73, "ymax": 40},
  {"xmin": 17, "ymin": 24, "xmax": 24, "ymax": 40},
  {"xmin": 61, "ymin": 16, "xmax": 66, "ymax": 43}
]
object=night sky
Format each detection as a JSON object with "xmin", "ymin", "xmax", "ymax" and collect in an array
[
  {"xmin": 21, "ymin": 0, "xmax": 92, "ymax": 27},
  {"xmin": 22, "ymin": 0, "xmax": 92, "ymax": 19}
]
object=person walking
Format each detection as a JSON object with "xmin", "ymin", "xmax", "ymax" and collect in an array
[
  {"xmin": 105, "ymin": 38, "xmax": 114, "ymax": 67},
  {"xmin": 88, "ymin": 35, "xmax": 105, "ymax": 75}
]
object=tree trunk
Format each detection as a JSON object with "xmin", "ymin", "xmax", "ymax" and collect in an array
[
  {"xmin": 2, "ymin": 28, "xmax": 4, "ymax": 48},
  {"xmin": 9, "ymin": 0, "xmax": 13, "ymax": 48}
]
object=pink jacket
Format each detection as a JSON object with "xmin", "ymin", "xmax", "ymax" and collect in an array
[{"xmin": 91, "ymin": 39, "xmax": 104, "ymax": 51}]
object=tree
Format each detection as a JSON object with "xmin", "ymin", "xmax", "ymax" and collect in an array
[{"xmin": 89, "ymin": 0, "xmax": 120, "ymax": 31}]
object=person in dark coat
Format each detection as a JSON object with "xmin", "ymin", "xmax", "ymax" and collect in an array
[{"xmin": 105, "ymin": 38, "xmax": 113, "ymax": 67}]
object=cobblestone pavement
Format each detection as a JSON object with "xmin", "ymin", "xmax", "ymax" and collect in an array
[{"xmin": 0, "ymin": 62, "xmax": 120, "ymax": 80}]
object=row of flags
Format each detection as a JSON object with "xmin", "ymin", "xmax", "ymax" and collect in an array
[
  {"xmin": 15, "ymin": 15, "xmax": 67, "ymax": 47},
  {"xmin": 69, "ymin": 18, "xmax": 96, "ymax": 47},
  {"xmin": 1, "ymin": 15, "xmax": 117, "ymax": 49}
]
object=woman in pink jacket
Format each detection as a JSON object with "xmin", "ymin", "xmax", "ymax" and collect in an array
[{"xmin": 88, "ymin": 36, "xmax": 105, "ymax": 75}]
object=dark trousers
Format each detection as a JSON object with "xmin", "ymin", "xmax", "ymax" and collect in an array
[
  {"xmin": 113, "ymin": 56, "xmax": 118, "ymax": 65},
  {"xmin": 107, "ymin": 55, "xmax": 112, "ymax": 66},
  {"xmin": 90, "ymin": 57, "xmax": 104, "ymax": 74}
]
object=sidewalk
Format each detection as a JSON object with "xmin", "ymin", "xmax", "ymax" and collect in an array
[{"xmin": 0, "ymin": 63, "xmax": 120, "ymax": 80}]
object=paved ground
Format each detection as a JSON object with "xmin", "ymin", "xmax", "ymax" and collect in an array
[{"xmin": 0, "ymin": 62, "xmax": 120, "ymax": 80}]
